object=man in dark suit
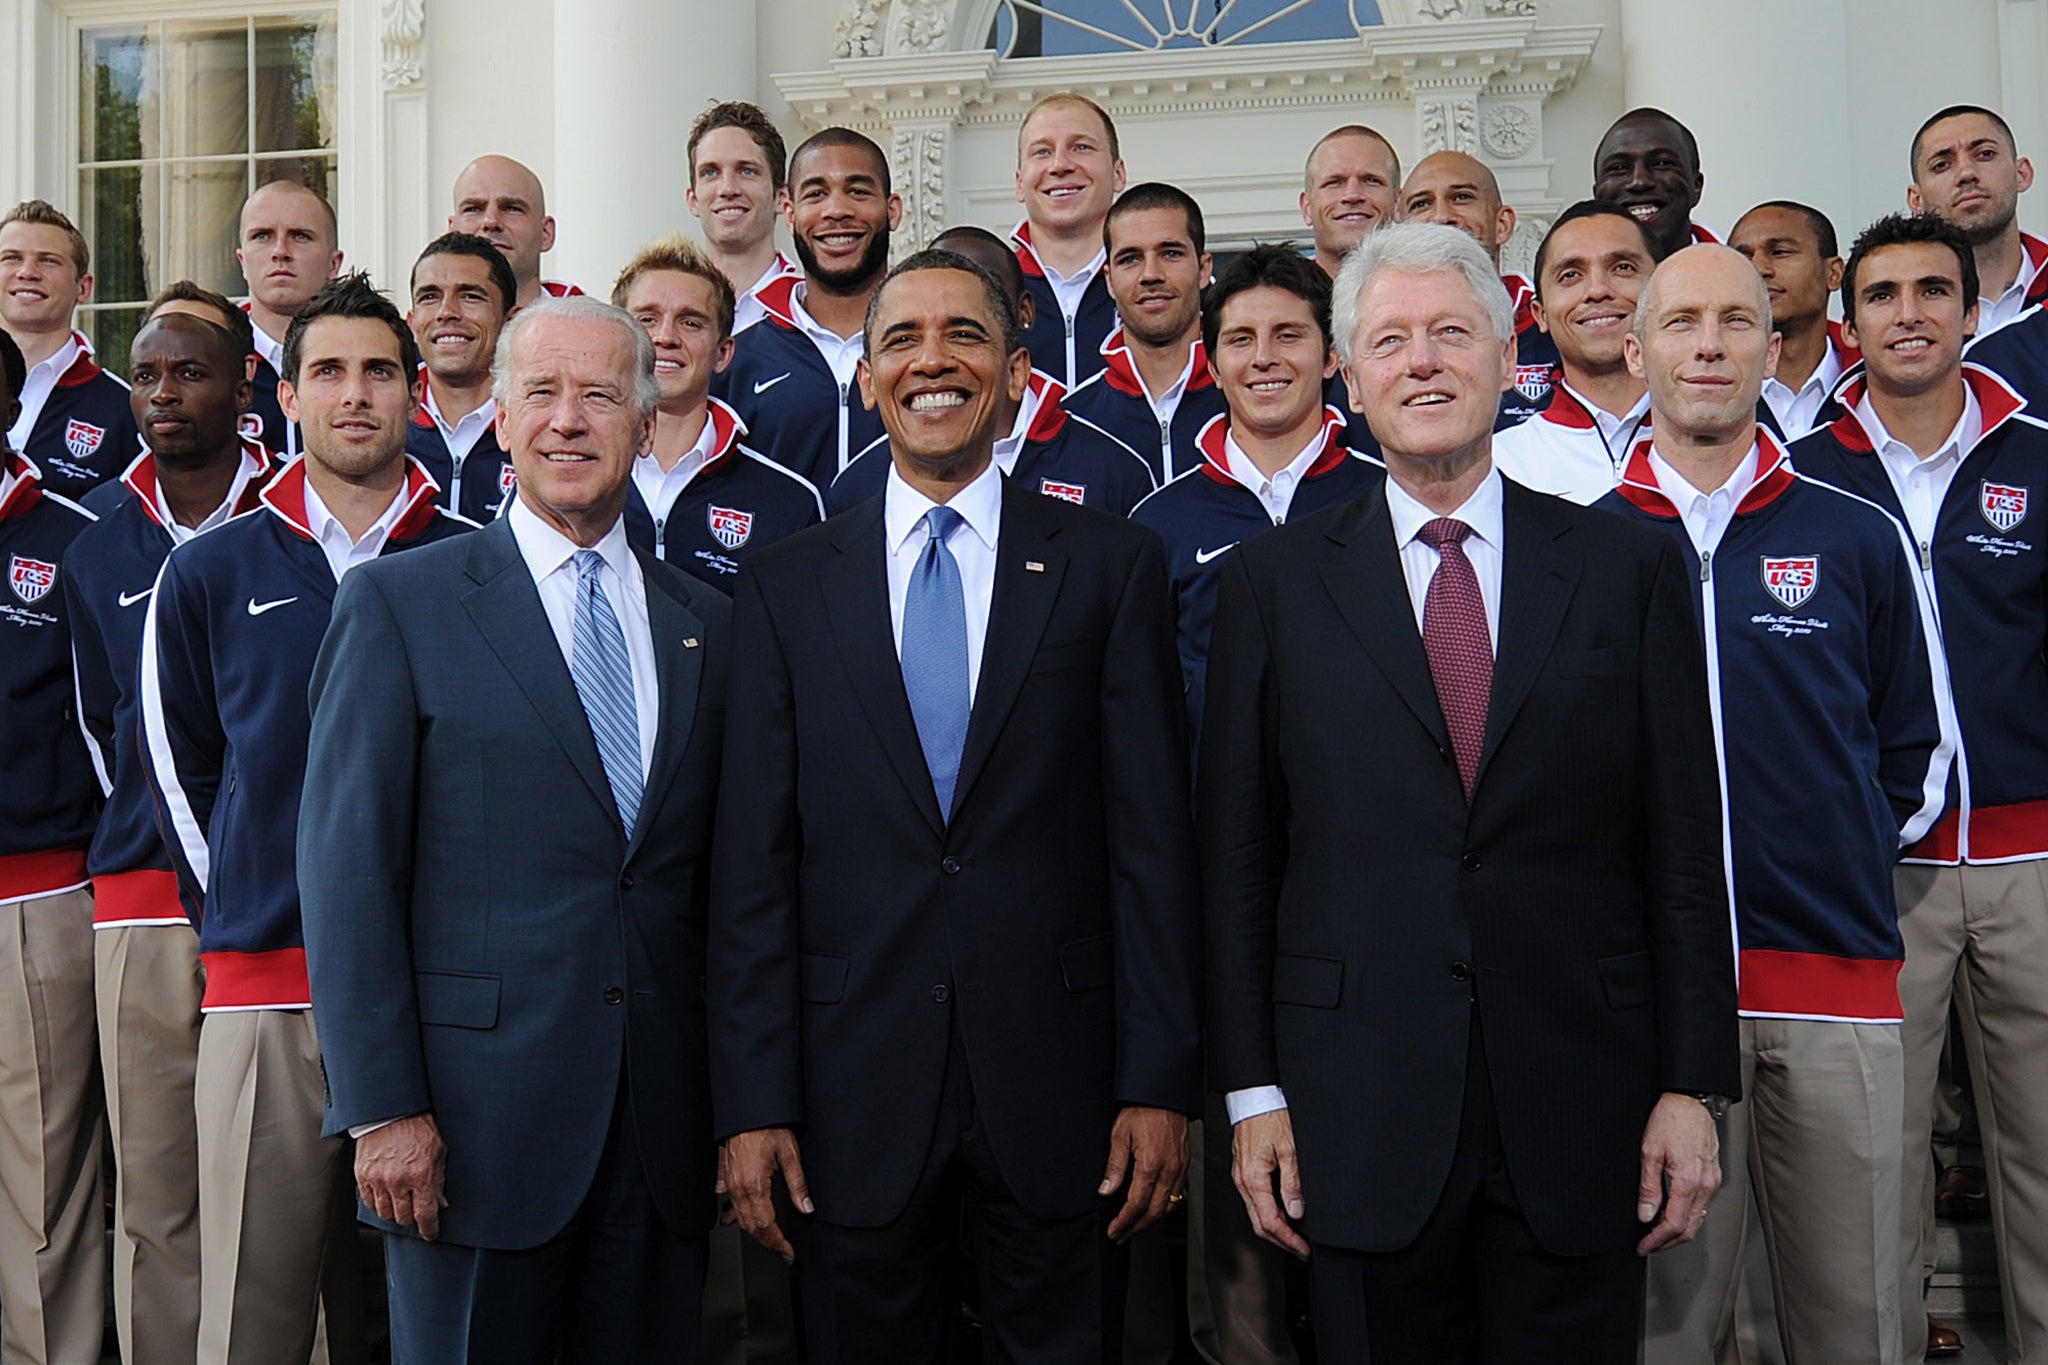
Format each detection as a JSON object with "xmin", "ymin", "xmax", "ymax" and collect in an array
[
  {"xmin": 1201, "ymin": 221, "xmax": 1740, "ymax": 1364},
  {"xmin": 298, "ymin": 296, "xmax": 730, "ymax": 1363},
  {"xmin": 711, "ymin": 248, "xmax": 1203, "ymax": 1364}
]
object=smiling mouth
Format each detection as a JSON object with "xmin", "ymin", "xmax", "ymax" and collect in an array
[
  {"xmin": 908, "ymin": 392, "xmax": 967, "ymax": 412},
  {"xmin": 543, "ymin": 451, "xmax": 595, "ymax": 463},
  {"xmin": 1889, "ymin": 337, "xmax": 1934, "ymax": 353},
  {"xmin": 1403, "ymin": 392, "xmax": 1455, "ymax": 407},
  {"xmin": 1624, "ymin": 204, "xmax": 1662, "ymax": 222}
]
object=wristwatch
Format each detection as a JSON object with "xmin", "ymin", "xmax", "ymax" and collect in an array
[{"xmin": 1680, "ymin": 1090, "xmax": 1733, "ymax": 1121}]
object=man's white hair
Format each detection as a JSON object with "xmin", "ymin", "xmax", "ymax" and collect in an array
[
  {"xmin": 492, "ymin": 295, "xmax": 661, "ymax": 418},
  {"xmin": 1331, "ymin": 222, "xmax": 1514, "ymax": 365}
]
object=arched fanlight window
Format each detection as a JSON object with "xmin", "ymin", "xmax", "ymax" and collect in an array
[{"xmin": 985, "ymin": 0, "xmax": 1381, "ymax": 56}]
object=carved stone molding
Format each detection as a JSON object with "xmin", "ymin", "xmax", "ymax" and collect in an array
[
  {"xmin": 890, "ymin": 125, "xmax": 951, "ymax": 254},
  {"xmin": 1480, "ymin": 102, "xmax": 1536, "ymax": 158},
  {"xmin": 1417, "ymin": 94, "xmax": 1478, "ymax": 154},
  {"xmin": 836, "ymin": 0, "xmax": 887, "ymax": 57},
  {"xmin": 380, "ymin": 0, "xmax": 425, "ymax": 88},
  {"xmin": 893, "ymin": 0, "xmax": 952, "ymax": 51}
]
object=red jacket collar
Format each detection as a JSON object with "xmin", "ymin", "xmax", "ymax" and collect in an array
[
  {"xmin": 1195, "ymin": 407, "xmax": 1350, "ymax": 486},
  {"xmin": 697, "ymin": 397, "xmax": 748, "ymax": 473},
  {"xmin": 2024, "ymin": 232, "xmax": 2048, "ymax": 308},
  {"xmin": 1098, "ymin": 326, "xmax": 1214, "ymax": 398},
  {"xmin": 0, "ymin": 450, "xmax": 43, "ymax": 521},
  {"xmin": 55, "ymin": 332, "xmax": 103, "ymax": 390},
  {"xmin": 1503, "ymin": 273, "xmax": 1539, "ymax": 336},
  {"xmin": 122, "ymin": 440, "xmax": 274, "ymax": 531},
  {"xmin": 1827, "ymin": 320, "xmax": 1861, "ymax": 369},
  {"xmin": 259, "ymin": 455, "xmax": 442, "ymax": 542},
  {"xmin": 755, "ymin": 273, "xmax": 804, "ymax": 331},
  {"xmin": 1689, "ymin": 222, "xmax": 1721, "ymax": 246},
  {"xmin": 1017, "ymin": 370, "xmax": 1069, "ymax": 443},
  {"xmin": 1826, "ymin": 362, "xmax": 2026, "ymax": 455},
  {"xmin": 1010, "ymin": 219, "xmax": 1103, "ymax": 284},
  {"xmin": 1536, "ymin": 382, "xmax": 1600, "ymax": 430},
  {"xmin": 1613, "ymin": 426, "xmax": 1795, "ymax": 518}
]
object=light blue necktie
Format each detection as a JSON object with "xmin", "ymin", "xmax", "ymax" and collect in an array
[
  {"xmin": 902, "ymin": 506, "xmax": 970, "ymax": 821},
  {"xmin": 571, "ymin": 549, "xmax": 643, "ymax": 834}
]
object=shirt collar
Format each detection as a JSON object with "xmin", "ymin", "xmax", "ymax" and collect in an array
[
  {"xmin": 788, "ymin": 283, "xmax": 864, "ymax": 350},
  {"xmin": 1040, "ymin": 246, "xmax": 1107, "ymax": 289},
  {"xmin": 423, "ymin": 385, "xmax": 495, "ymax": 436},
  {"xmin": 27, "ymin": 331, "xmax": 84, "ymax": 382},
  {"xmin": 1646, "ymin": 440, "xmax": 1762, "ymax": 514},
  {"xmin": 1558, "ymin": 378, "xmax": 1651, "ymax": 438},
  {"xmin": 506, "ymin": 490, "xmax": 634, "ymax": 584},
  {"xmin": 1854, "ymin": 381, "xmax": 1982, "ymax": 470},
  {"xmin": 1766, "ymin": 334, "xmax": 1849, "ymax": 404},
  {"xmin": 634, "ymin": 405, "xmax": 722, "ymax": 486},
  {"xmin": 302, "ymin": 471, "xmax": 414, "ymax": 551},
  {"xmin": 1220, "ymin": 424, "xmax": 1328, "ymax": 498},
  {"xmin": 248, "ymin": 317, "xmax": 284, "ymax": 372},
  {"xmin": 1386, "ymin": 465, "xmax": 1505, "ymax": 554},
  {"xmin": 884, "ymin": 456, "xmax": 1003, "ymax": 557}
]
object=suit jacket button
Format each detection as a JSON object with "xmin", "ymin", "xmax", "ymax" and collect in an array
[
  {"xmin": 941, "ymin": 857, "xmax": 962, "ymax": 875},
  {"xmin": 930, "ymin": 984, "xmax": 951, "ymax": 1003},
  {"xmin": 1460, "ymin": 852, "xmax": 1481, "ymax": 872},
  {"xmin": 1450, "ymin": 962, "xmax": 1471, "ymax": 983},
  {"xmin": 604, "ymin": 986, "xmax": 625, "ymax": 1005},
  {"xmin": 618, "ymin": 874, "xmax": 634, "ymax": 891}
]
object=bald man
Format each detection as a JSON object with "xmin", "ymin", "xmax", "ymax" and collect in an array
[
  {"xmin": 449, "ymin": 155, "xmax": 583, "ymax": 310},
  {"xmin": 1603, "ymin": 246, "xmax": 1946, "ymax": 1365},
  {"xmin": 236, "ymin": 180, "xmax": 341, "ymax": 460},
  {"xmin": 1400, "ymin": 150, "xmax": 1560, "ymax": 425}
]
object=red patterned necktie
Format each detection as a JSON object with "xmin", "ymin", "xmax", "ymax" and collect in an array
[{"xmin": 1418, "ymin": 517, "xmax": 1492, "ymax": 798}]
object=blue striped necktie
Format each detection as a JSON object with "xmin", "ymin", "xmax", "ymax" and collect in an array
[
  {"xmin": 901, "ymin": 506, "xmax": 970, "ymax": 821},
  {"xmin": 571, "ymin": 549, "xmax": 642, "ymax": 833}
]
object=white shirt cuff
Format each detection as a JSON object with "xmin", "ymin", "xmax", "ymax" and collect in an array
[
  {"xmin": 348, "ymin": 1117, "xmax": 404, "ymax": 1140},
  {"xmin": 1225, "ymin": 1086, "xmax": 1289, "ymax": 1125}
]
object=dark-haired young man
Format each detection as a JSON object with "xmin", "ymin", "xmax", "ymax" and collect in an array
[
  {"xmin": 142, "ymin": 274, "xmax": 471, "ymax": 1365},
  {"xmin": 1490, "ymin": 200, "xmax": 1662, "ymax": 502},
  {"xmin": 1731, "ymin": 201, "xmax": 1857, "ymax": 439},
  {"xmin": 829, "ymin": 225, "xmax": 1154, "ymax": 516},
  {"xmin": 405, "ymin": 232, "xmax": 516, "ymax": 522},
  {"xmin": 687, "ymin": 102, "xmax": 798, "ymax": 335},
  {"xmin": 0, "ymin": 198, "xmax": 140, "ymax": 500},
  {"xmin": 1593, "ymin": 108, "xmax": 1715, "ymax": 259},
  {"xmin": 1064, "ymin": 183, "xmax": 1228, "ymax": 485},
  {"xmin": 237, "ymin": 180, "xmax": 343, "ymax": 461},
  {"xmin": 1910, "ymin": 105, "xmax": 2043, "ymax": 339},
  {"xmin": 0, "ymin": 322, "xmax": 107, "ymax": 1365},
  {"xmin": 615, "ymin": 236, "xmax": 821, "ymax": 581},
  {"xmin": 1013, "ymin": 93, "xmax": 1127, "ymax": 388},
  {"xmin": 1789, "ymin": 211, "xmax": 2048, "ymax": 1365},
  {"xmin": 64, "ymin": 307, "xmax": 267, "ymax": 1364},
  {"xmin": 715, "ymin": 128, "xmax": 898, "ymax": 491}
]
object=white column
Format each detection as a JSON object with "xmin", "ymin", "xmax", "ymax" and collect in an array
[{"xmin": 550, "ymin": 0, "xmax": 756, "ymax": 293}]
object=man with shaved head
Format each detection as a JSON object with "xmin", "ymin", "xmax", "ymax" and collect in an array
[
  {"xmin": 1602, "ymin": 245, "xmax": 1946, "ymax": 1365},
  {"xmin": 237, "ymin": 179, "xmax": 342, "ymax": 459},
  {"xmin": 1300, "ymin": 125, "xmax": 1400, "ymax": 281},
  {"xmin": 1593, "ymin": 109, "xmax": 1715, "ymax": 259},
  {"xmin": 450, "ymin": 154, "xmax": 582, "ymax": 311},
  {"xmin": 1400, "ymin": 150, "xmax": 1561, "ymax": 424}
]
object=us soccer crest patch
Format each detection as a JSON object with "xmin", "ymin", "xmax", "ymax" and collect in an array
[
  {"xmin": 707, "ymin": 505, "xmax": 753, "ymax": 550},
  {"xmin": 498, "ymin": 463, "xmax": 519, "ymax": 496},
  {"xmin": 1513, "ymin": 364, "xmax": 1556, "ymax": 402},
  {"xmin": 1982, "ymin": 482, "xmax": 2029, "ymax": 533},
  {"xmin": 1760, "ymin": 555, "xmax": 1818, "ymax": 610},
  {"xmin": 9, "ymin": 554, "xmax": 57, "ymax": 604},
  {"xmin": 64, "ymin": 419, "xmax": 105, "ymax": 461},
  {"xmin": 1039, "ymin": 479, "xmax": 1086, "ymax": 505}
]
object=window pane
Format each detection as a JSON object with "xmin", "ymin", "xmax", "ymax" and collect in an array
[
  {"xmin": 78, "ymin": 164, "xmax": 159, "ymax": 306},
  {"xmin": 81, "ymin": 25, "xmax": 151, "ymax": 164},
  {"xmin": 253, "ymin": 14, "xmax": 336, "ymax": 153},
  {"xmin": 255, "ymin": 155, "xmax": 336, "ymax": 209},
  {"xmin": 80, "ymin": 306, "xmax": 147, "ymax": 380},
  {"xmin": 163, "ymin": 160, "xmax": 248, "ymax": 295},
  {"xmin": 160, "ymin": 20, "xmax": 249, "ymax": 157}
]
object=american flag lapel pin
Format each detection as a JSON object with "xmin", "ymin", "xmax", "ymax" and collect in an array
[
  {"xmin": 1025, "ymin": 560, "xmax": 1045, "ymax": 573},
  {"xmin": 683, "ymin": 637, "xmax": 700, "ymax": 648}
]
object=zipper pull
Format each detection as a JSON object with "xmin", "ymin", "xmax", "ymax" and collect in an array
[
  {"xmin": 1919, "ymin": 540, "xmax": 1933, "ymax": 573},
  {"xmin": 1699, "ymin": 549, "xmax": 1712, "ymax": 583}
]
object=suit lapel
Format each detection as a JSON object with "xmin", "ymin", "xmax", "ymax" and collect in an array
[
  {"xmin": 821, "ymin": 500, "xmax": 947, "ymax": 838},
  {"xmin": 459, "ymin": 518, "xmax": 617, "ymax": 822},
  {"xmin": 951, "ymin": 480, "xmax": 1066, "ymax": 821},
  {"xmin": 1316, "ymin": 487, "xmax": 1451, "ymax": 752},
  {"xmin": 627, "ymin": 554, "xmax": 705, "ymax": 857},
  {"xmin": 1474, "ymin": 482, "xmax": 1578, "ymax": 788}
]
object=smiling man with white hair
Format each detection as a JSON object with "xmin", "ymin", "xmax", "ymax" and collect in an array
[{"xmin": 1202, "ymin": 222, "xmax": 1737, "ymax": 1363}]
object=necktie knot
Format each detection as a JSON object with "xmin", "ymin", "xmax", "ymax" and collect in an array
[
  {"xmin": 1419, "ymin": 517, "xmax": 1474, "ymax": 553},
  {"xmin": 924, "ymin": 505, "xmax": 963, "ymax": 546},
  {"xmin": 574, "ymin": 548, "xmax": 605, "ymax": 581}
]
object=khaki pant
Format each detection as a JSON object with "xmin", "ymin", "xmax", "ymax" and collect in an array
[
  {"xmin": 0, "ymin": 887, "xmax": 104, "ymax": 1365},
  {"xmin": 195, "ymin": 1008, "xmax": 362, "ymax": 1365},
  {"xmin": 1645, "ymin": 1016, "xmax": 1904, "ymax": 1365},
  {"xmin": 96, "ymin": 922, "xmax": 204, "ymax": 1365},
  {"xmin": 1898, "ymin": 859, "xmax": 2048, "ymax": 1363}
]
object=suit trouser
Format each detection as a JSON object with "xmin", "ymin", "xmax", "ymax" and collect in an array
[
  {"xmin": 1643, "ymin": 1016, "xmax": 1904, "ymax": 1365},
  {"xmin": 194, "ymin": 1007, "xmax": 361, "ymax": 1365},
  {"xmin": 703, "ymin": 1218, "xmax": 800, "ymax": 1364},
  {"xmin": 0, "ymin": 888, "xmax": 103, "ymax": 1365},
  {"xmin": 1897, "ymin": 859, "xmax": 2048, "ymax": 1363},
  {"xmin": 1196, "ymin": 1094, "xmax": 1299, "ymax": 1365},
  {"xmin": 96, "ymin": 921, "xmax": 204, "ymax": 1365}
]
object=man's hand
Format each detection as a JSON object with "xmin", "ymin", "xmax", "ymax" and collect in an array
[
  {"xmin": 1636, "ymin": 1092, "xmax": 1722, "ymax": 1255},
  {"xmin": 356, "ymin": 1113, "xmax": 448, "ymax": 1242},
  {"xmin": 1100, "ymin": 1105, "xmax": 1189, "ymax": 1241},
  {"xmin": 1232, "ymin": 1109, "xmax": 1309, "ymax": 1259},
  {"xmin": 722, "ymin": 1127, "xmax": 813, "ymax": 1263}
]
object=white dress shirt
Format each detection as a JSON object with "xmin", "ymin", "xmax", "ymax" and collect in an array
[
  {"xmin": 421, "ymin": 387, "xmax": 496, "ymax": 466},
  {"xmin": 631, "ymin": 409, "xmax": 721, "ymax": 525},
  {"xmin": 1977, "ymin": 244, "xmax": 2044, "ymax": 339},
  {"xmin": 1646, "ymin": 442, "xmax": 1762, "ymax": 560},
  {"xmin": 1217, "ymin": 425, "xmax": 1329, "ymax": 525},
  {"xmin": 505, "ymin": 495, "xmax": 659, "ymax": 780},
  {"xmin": 787, "ymin": 284, "xmax": 866, "ymax": 392},
  {"xmin": 1761, "ymin": 337, "xmax": 1849, "ymax": 441},
  {"xmin": 1040, "ymin": 247, "xmax": 1107, "ymax": 325},
  {"xmin": 1489, "ymin": 383, "xmax": 1650, "ymax": 505},
  {"xmin": 1857, "ymin": 384, "xmax": 1982, "ymax": 553},
  {"xmin": 155, "ymin": 447, "xmax": 266, "ymax": 547},
  {"xmin": 8, "ymin": 331, "xmax": 84, "ymax": 453},
  {"xmin": 250, "ymin": 321, "xmax": 300, "ymax": 459},
  {"xmin": 733, "ymin": 252, "xmax": 798, "ymax": 336},
  {"xmin": 1226, "ymin": 466, "xmax": 1507, "ymax": 1125},
  {"xmin": 302, "ymin": 477, "xmax": 418, "ymax": 582},
  {"xmin": 884, "ymin": 459, "xmax": 1002, "ymax": 707}
]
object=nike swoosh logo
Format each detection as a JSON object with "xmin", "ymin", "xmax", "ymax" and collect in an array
[
  {"xmin": 247, "ymin": 596, "xmax": 298, "ymax": 616},
  {"xmin": 1194, "ymin": 543, "xmax": 1239, "ymax": 565},
  {"xmin": 752, "ymin": 373, "xmax": 792, "ymax": 395},
  {"xmin": 117, "ymin": 588, "xmax": 153, "ymax": 607}
]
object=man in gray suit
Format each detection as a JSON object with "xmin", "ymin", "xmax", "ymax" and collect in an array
[{"xmin": 299, "ymin": 296, "xmax": 729, "ymax": 1363}]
